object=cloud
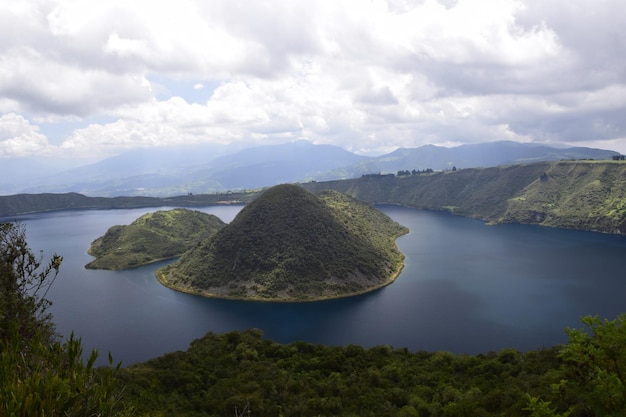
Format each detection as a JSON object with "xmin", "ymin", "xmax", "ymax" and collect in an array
[
  {"xmin": 1, "ymin": 0, "xmax": 625, "ymax": 158},
  {"xmin": 0, "ymin": 113, "xmax": 52, "ymax": 156}
]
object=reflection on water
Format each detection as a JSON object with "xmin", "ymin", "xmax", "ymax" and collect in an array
[{"xmin": 4, "ymin": 205, "xmax": 626, "ymax": 365}]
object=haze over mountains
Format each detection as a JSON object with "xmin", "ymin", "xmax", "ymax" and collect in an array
[{"xmin": 2, "ymin": 140, "xmax": 619, "ymax": 197}]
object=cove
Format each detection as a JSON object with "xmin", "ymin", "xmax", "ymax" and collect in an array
[{"xmin": 3, "ymin": 205, "xmax": 626, "ymax": 365}]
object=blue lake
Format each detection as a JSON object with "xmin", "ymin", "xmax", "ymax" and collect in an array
[{"xmin": 4, "ymin": 205, "xmax": 626, "ymax": 365}]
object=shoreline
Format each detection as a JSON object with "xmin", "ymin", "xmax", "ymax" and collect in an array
[
  {"xmin": 155, "ymin": 256, "xmax": 406, "ymax": 303},
  {"xmin": 85, "ymin": 255, "xmax": 181, "ymax": 271},
  {"xmin": 154, "ymin": 229, "xmax": 408, "ymax": 303}
]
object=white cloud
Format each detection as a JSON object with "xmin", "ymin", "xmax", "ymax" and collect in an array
[
  {"xmin": 0, "ymin": 113, "xmax": 52, "ymax": 156},
  {"xmin": 0, "ymin": 0, "xmax": 625, "ymax": 158}
]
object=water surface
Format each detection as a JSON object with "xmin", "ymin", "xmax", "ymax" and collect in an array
[{"xmin": 4, "ymin": 205, "xmax": 625, "ymax": 365}]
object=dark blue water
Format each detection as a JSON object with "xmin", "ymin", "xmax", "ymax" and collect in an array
[{"xmin": 4, "ymin": 205, "xmax": 625, "ymax": 365}]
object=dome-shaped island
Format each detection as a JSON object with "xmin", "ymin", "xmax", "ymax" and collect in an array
[
  {"xmin": 86, "ymin": 208, "xmax": 226, "ymax": 270},
  {"xmin": 157, "ymin": 184, "xmax": 408, "ymax": 302}
]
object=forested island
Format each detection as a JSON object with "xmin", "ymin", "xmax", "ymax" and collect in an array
[
  {"xmin": 85, "ymin": 208, "xmax": 225, "ymax": 270},
  {"xmin": 157, "ymin": 184, "xmax": 408, "ymax": 301}
]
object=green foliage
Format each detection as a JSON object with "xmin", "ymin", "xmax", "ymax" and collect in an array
[
  {"xmin": 1, "ymin": 222, "xmax": 62, "ymax": 343},
  {"xmin": 304, "ymin": 162, "xmax": 552, "ymax": 221},
  {"xmin": 522, "ymin": 314, "xmax": 626, "ymax": 417},
  {"xmin": 0, "ymin": 222, "xmax": 130, "ymax": 416},
  {"xmin": 1, "ymin": 328, "xmax": 129, "ymax": 417},
  {"xmin": 86, "ymin": 208, "xmax": 226, "ymax": 270},
  {"xmin": 523, "ymin": 394, "xmax": 571, "ymax": 417},
  {"xmin": 113, "ymin": 316, "xmax": 626, "ymax": 416},
  {"xmin": 501, "ymin": 162, "xmax": 626, "ymax": 232},
  {"xmin": 118, "ymin": 329, "xmax": 567, "ymax": 417},
  {"xmin": 159, "ymin": 185, "xmax": 408, "ymax": 301},
  {"xmin": 303, "ymin": 160, "xmax": 626, "ymax": 234},
  {"xmin": 559, "ymin": 315, "xmax": 626, "ymax": 416}
]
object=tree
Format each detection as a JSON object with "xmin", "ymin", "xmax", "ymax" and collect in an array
[
  {"xmin": 559, "ymin": 315, "xmax": 626, "ymax": 416},
  {"xmin": 0, "ymin": 222, "xmax": 62, "ymax": 343},
  {"xmin": 523, "ymin": 315, "xmax": 626, "ymax": 417},
  {"xmin": 0, "ymin": 222, "xmax": 130, "ymax": 417}
]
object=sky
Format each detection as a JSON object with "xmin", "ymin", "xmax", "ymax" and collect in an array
[{"xmin": 1, "ymin": 0, "xmax": 625, "ymax": 165}]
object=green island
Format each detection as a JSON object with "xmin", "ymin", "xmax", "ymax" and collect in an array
[
  {"xmin": 157, "ymin": 184, "xmax": 409, "ymax": 301},
  {"xmin": 85, "ymin": 208, "xmax": 226, "ymax": 270}
]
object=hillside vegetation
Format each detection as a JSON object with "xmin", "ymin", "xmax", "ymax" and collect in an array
[
  {"xmin": 158, "ymin": 185, "xmax": 408, "ymax": 301},
  {"xmin": 0, "ymin": 191, "xmax": 255, "ymax": 217},
  {"xmin": 85, "ymin": 208, "xmax": 226, "ymax": 270},
  {"xmin": 303, "ymin": 160, "xmax": 626, "ymax": 234},
  {"xmin": 501, "ymin": 161, "xmax": 626, "ymax": 233},
  {"xmin": 117, "ymin": 315, "xmax": 626, "ymax": 417}
]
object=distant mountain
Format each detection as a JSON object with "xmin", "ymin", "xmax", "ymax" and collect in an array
[
  {"xmin": 85, "ymin": 208, "xmax": 226, "ymax": 270},
  {"xmin": 14, "ymin": 143, "xmax": 237, "ymax": 196},
  {"xmin": 3, "ymin": 140, "xmax": 620, "ymax": 197},
  {"xmin": 333, "ymin": 141, "xmax": 620, "ymax": 176},
  {"xmin": 13, "ymin": 140, "xmax": 369, "ymax": 197},
  {"xmin": 183, "ymin": 140, "xmax": 370, "ymax": 190},
  {"xmin": 157, "ymin": 184, "xmax": 408, "ymax": 301}
]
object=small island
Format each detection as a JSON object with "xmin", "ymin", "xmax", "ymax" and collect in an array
[
  {"xmin": 85, "ymin": 208, "xmax": 226, "ymax": 270},
  {"xmin": 157, "ymin": 184, "xmax": 409, "ymax": 301}
]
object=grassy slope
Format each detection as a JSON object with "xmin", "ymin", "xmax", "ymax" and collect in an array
[
  {"xmin": 158, "ymin": 185, "xmax": 408, "ymax": 301},
  {"xmin": 501, "ymin": 161, "xmax": 626, "ymax": 233},
  {"xmin": 85, "ymin": 208, "xmax": 226, "ymax": 270},
  {"xmin": 304, "ymin": 161, "xmax": 626, "ymax": 234}
]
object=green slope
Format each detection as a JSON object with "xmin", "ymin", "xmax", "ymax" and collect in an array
[
  {"xmin": 303, "ymin": 160, "xmax": 626, "ymax": 234},
  {"xmin": 501, "ymin": 161, "xmax": 626, "ymax": 232},
  {"xmin": 157, "ymin": 184, "xmax": 408, "ymax": 301},
  {"xmin": 85, "ymin": 208, "xmax": 226, "ymax": 270}
]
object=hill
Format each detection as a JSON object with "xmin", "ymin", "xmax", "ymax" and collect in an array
[
  {"xmin": 0, "ymin": 191, "xmax": 256, "ymax": 217},
  {"xmin": 85, "ymin": 208, "xmax": 226, "ymax": 270},
  {"xmin": 500, "ymin": 161, "xmax": 626, "ymax": 233},
  {"xmin": 303, "ymin": 160, "xmax": 626, "ymax": 234},
  {"xmin": 157, "ymin": 185, "xmax": 408, "ymax": 301}
]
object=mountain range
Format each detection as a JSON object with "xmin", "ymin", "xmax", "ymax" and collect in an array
[{"xmin": 2, "ymin": 140, "xmax": 620, "ymax": 197}]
